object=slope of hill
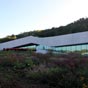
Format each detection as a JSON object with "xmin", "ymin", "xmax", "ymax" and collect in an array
[
  {"xmin": 16, "ymin": 18, "xmax": 88, "ymax": 38},
  {"xmin": 1, "ymin": 18, "xmax": 88, "ymax": 43}
]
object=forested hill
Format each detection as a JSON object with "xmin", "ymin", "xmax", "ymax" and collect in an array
[
  {"xmin": 1, "ymin": 18, "xmax": 88, "ymax": 43},
  {"xmin": 16, "ymin": 18, "xmax": 88, "ymax": 38}
]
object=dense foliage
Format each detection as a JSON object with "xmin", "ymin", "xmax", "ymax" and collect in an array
[
  {"xmin": 16, "ymin": 18, "xmax": 88, "ymax": 38},
  {"xmin": 0, "ymin": 34, "xmax": 16, "ymax": 43},
  {"xmin": 1, "ymin": 18, "xmax": 88, "ymax": 43},
  {"xmin": 0, "ymin": 51, "xmax": 88, "ymax": 87}
]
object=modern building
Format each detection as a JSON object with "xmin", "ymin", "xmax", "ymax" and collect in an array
[{"xmin": 0, "ymin": 31, "xmax": 88, "ymax": 54}]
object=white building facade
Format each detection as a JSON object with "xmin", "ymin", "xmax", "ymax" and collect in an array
[{"xmin": 0, "ymin": 31, "xmax": 88, "ymax": 53}]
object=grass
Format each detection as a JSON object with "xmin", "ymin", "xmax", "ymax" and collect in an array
[{"xmin": 0, "ymin": 51, "xmax": 88, "ymax": 88}]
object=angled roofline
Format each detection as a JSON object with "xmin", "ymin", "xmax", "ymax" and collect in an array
[{"xmin": 0, "ymin": 31, "xmax": 88, "ymax": 50}]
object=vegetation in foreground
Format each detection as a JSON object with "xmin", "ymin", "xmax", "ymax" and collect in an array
[{"xmin": 0, "ymin": 51, "xmax": 88, "ymax": 88}]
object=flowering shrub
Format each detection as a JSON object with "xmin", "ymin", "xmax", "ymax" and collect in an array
[{"xmin": 0, "ymin": 51, "xmax": 88, "ymax": 87}]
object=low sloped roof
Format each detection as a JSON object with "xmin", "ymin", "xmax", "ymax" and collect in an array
[{"xmin": 0, "ymin": 31, "xmax": 88, "ymax": 50}]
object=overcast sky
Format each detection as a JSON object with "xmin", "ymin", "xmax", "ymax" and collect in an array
[{"xmin": 0, "ymin": 0, "xmax": 88, "ymax": 38}]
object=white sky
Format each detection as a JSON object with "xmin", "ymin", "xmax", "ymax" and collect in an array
[{"xmin": 0, "ymin": 0, "xmax": 88, "ymax": 38}]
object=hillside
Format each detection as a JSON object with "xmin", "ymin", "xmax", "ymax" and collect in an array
[
  {"xmin": 1, "ymin": 18, "xmax": 88, "ymax": 43},
  {"xmin": 16, "ymin": 18, "xmax": 88, "ymax": 38}
]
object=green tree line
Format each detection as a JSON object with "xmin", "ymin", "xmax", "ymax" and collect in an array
[
  {"xmin": 16, "ymin": 18, "xmax": 88, "ymax": 38},
  {"xmin": 1, "ymin": 18, "xmax": 88, "ymax": 43}
]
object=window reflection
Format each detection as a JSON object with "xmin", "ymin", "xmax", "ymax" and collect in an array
[
  {"xmin": 76, "ymin": 45, "xmax": 82, "ymax": 51},
  {"xmin": 20, "ymin": 44, "xmax": 88, "ymax": 53}
]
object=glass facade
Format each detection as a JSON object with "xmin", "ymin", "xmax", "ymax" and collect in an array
[
  {"xmin": 20, "ymin": 44, "xmax": 88, "ymax": 54},
  {"xmin": 54, "ymin": 44, "xmax": 88, "ymax": 54},
  {"xmin": 21, "ymin": 45, "xmax": 36, "ymax": 49}
]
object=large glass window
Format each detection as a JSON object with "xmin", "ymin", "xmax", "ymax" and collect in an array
[
  {"xmin": 86, "ymin": 44, "xmax": 88, "ymax": 52},
  {"xmin": 81, "ymin": 45, "xmax": 87, "ymax": 53},
  {"xmin": 81, "ymin": 45, "xmax": 87, "ymax": 50},
  {"xmin": 36, "ymin": 45, "xmax": 44, "ymax": 50},
  {"xmin": 56, "ymin": 47, "xmax": 62, "ymax": 52},
  {"xmin": 76, "ymin": 45, "xmax": 82, "ymax": 51},
  {"xmin": 21, "ymin": 44, "xmax": 88, "ymax": 53},
  {"xmin": 66, "ymin": 46, "xmax": 71, "ymax": 52},
  {"xmin": 21, "ymin": 45, "xmax": 36, "ymax": 49},
  {"xmin": 71, "ymin": 46, "xmax": 76, "ymax": 52},
  {"xmin": 61, "ymin": 46, "xmax": 67, "ymax": 52}
]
